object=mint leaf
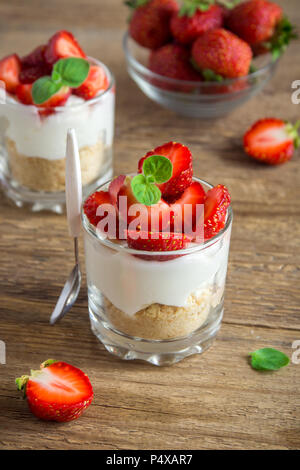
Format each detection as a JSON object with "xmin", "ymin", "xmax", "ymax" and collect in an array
[
  {"xmin": 53, "ymin": 58, "xmax": 90, "ymax": 88},
  {"xmin": 32, "ymin": 76, "xmax": 62, "ymax": 104},
  {"xmin": 143, "ymin": 155, "xmax": 172, "ymax": 184},
  {"xmin": 131, "ymin": 174, "xmax": 161, "ymax": 206},
  {"xmin": 249, "ymin": 348, "xmax": 290, "ymax": 371}
]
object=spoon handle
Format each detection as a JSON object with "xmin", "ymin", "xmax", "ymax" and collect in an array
[{"xmin": 65, "ymin": 129, "xmax": 82, "ymax": 239}]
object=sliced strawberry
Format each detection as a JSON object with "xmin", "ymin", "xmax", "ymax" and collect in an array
[
  {"xmin": 243, "ymin": 118, "xmax": 300, "ymax": 165},
  {"xmin": 108, "ymin": 175, "xmax": 126, "ymax": 207},
  {"xmin": 74, "ymin": 65, "xmax": 108, "ymax": 100},
  {"xmin": 44, "ymin": 30, "xmax": 86, "ymax": 66},
  {"xmin": 16, "ymin": 359, "xmax": 93, "ymax": 422},
  {"xmin": 37, "ymin": 85, "xmax": 71, "ymax": 108},
  {"xmin": 83, "ymin": 190, "xmax": 111, "ymax": 226},
  {"xmin": 170, "ymin": 181, "xmax": 206, "ymax": 234},
  {"xmin": 0, "ymin": 54, "xmax": 21, "ymax": 93},
  {"xmin": 127, "ymin": 230, "xmax": 192, "ymax": 261},
  {"xmin": 138, "ymin": 142, "xmax": 193, "ymax": 200},
  {"xmin": 16, "ymin": 84, "xmax": 33, "ymax": 105},
  {"xmin": 19, "ymin": 64, "xmax": 49, "ymax": 84},
  {"xmin": 21, "ymin": 45, "xmax": 47, "ymax": 67},
  {"xmin": 204, "ymin": 184, "xmax": 231, "ymax": 240}
]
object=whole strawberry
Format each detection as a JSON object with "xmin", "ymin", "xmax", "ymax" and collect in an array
[
  {"xmin": 171, "ymin": 3, "xmax": 224, "ymax": 45},
  {"xmin": 243, "ymin": 118, "xmax": 300, "ymax": 165},
  {"xmin": 192, "ymin": 28, "xmax": 252, "ymax": 78},
  {"xmin": 127, "ymin": 0, "xmax": 179, "ymax": 49},
  {"xmin": 149, "ymin": 43, "xmax": 202, "ymax": 91},
  {"xmin": 226, "ymin": 0, "xmax": 296, "ymax": 58},
  {"xmin": 16, "ymin": 359, "xmax": 93, "ymax": 422}
]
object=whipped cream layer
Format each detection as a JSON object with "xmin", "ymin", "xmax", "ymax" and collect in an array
[
  {"xmin": 0, "ymin": 90, "xmax": 114, "ymax": 160},
  {"xmin": 84, "ymin": 226, "xmax": 231, "ymax": 316}
]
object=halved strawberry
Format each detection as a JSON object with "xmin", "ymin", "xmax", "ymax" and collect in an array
[
  {"xmin": 170, "ymin": 181, "xmax": 206, "ymax": 234},
  {"xmin": 37, "ymin": 85, "xmax": 71, "ymax": 108},
  {"xmin": 0, "ymin": 54, "xmax": 21, "ymax": 93},
  {"xmin": 126, "ymin": 230, "xmax": 192, "ymax": 261},
  {"xmin": 16, "ymin": 359, "xmax": 93, "ymax": 422},
  {"xmin": 21, "ymin": 45, "xmax": 47, "ymax": 67},
  {"xmin": 19, "ymin": 64, "xmax": 49, "ymax": 84},
  {"xmin": 243, "ymin": 118, "xmax": 300, "ymax": 165},
  {"xmin": 74, "ymin": 65, "xmax": 108, "ymax": 100},
  {"xmin": 138, "ymin": 142, "xmax": 193, "ymax": 200},
  {"xmin": 44, "ymin": 30, "xmax": 86, "ymax": 66},
  {"xmin": 108, "ymin": 175, "xmax": 126, "ymax": 207},
  {"xmin": 83, "ymin": 190, "xmax": 111, "ymax": 226},
  {"xmin": 16, "ymin": 84, "xmax": 33, "ymax": 105},
  {"xmin": 204, "ymin": 184, "xmax": 231, "ymax": 240}
]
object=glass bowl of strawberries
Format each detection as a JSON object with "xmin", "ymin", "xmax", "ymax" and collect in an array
[
  {"xmin": 123, "ymin": 0, "xmax": 296, "ymax": 118},
  {"xmin": 0, "ymin": 31, "xmax": 115, "ymax": 213}
]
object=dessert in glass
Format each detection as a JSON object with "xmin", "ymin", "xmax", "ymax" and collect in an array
[
  {"xmin": 82, "ymin": 141, "xmax": 233, "ymax": 366},
  {"xmin": 0, "ymin": 31, "xmax": 115, "ymax": 212}
]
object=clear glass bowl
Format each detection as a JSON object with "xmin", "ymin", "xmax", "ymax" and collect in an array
[
  {"xmin": 0, "ymin": 58, "xmax": 115, "ymax": 213},
  {"xmin": 123, "ymin": 32, "xmax": 279, "ymax": 118},
  {"xmin": 82, "ymin": 177, "xmax": 233, "ymax": 366}
]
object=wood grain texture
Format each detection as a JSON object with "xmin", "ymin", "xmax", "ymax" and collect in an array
[{"xmin": 0, "ymin": 0, "xmax": 299, "ymax": 450}]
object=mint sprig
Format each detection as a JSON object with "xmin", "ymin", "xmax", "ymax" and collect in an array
[
  {"xmin": 32, "ymin": 57, "xmax": 90, "ymax": 105},
  {"xmin": 249, "ymin": 348, "xmax": 290, "ymax": 371},
  {"xmin": 131, "ymin": 155, "xmax": 172, "ymax": 206}
]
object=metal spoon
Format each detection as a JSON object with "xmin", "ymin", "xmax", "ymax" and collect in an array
[{"xmin": 50, "ymin": 128, "xmax": 82, "ymax": 325}]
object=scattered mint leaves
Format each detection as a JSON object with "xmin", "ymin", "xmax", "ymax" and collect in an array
[
  {"xmin": 32, "ymin": 57, "xmax": 90, "ymax": 105},
  {"xmin": 249, "ymin": 348, "xmax": 290, "ymax": 371},
  {"xmin": 131, "ymin": 154, "xmax": 173, "ymax": 206}
]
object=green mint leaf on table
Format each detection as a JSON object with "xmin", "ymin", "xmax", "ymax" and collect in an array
[
  {"xmin": 249, "ymin": 348, "xmax": 290, "ymax": 371},
  {"xmin": 32, "ymin": 76, "xmax": 62, "ymax": 104},
  {"xmin": 131, "ymin": 154, "xmax": 173, "ymax": 206},
  {"xmin": 53, "ymin": 58, "xmax": 90, "ymax": 88}
]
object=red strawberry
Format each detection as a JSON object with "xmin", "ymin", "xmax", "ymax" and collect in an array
[
  {"xmin": 126, "ymin": 230, "xmax": 192, "ymax": 261},
  {"xmin": 243, "ymin": 118, "xmax": 300, "ymax": 165},
  {"xmin": 74, "ymin": 65, "xmax": 108, "ymax": 100},
  {"xmin": 170, "ymin": 181, "xmax": 206, "ymax": 234},
  {"xmin": 192, "ymin": 28, "xmax": 252, "ymax": 78},
  {"xmin": 44, "ymin": 30, "xmax": 86, "ymax": 66},
  {"xmin": 16, "ymin": 84, "xmax": 33, "ymax": 105},
  {"xmin": 16, "ymin": 359, "xmax": 93, "ymax": 422},
  {"xmin": 226, "ymin": 0, "xmax": 283, "ymax": 47},
  {"xmin": 204, "ymin": 185, "xmax": 231, "ymax": 240},
  {"xmin": 128, "ymin": 0, "xmax": 179, "ymax": 50},
  {"xmin": 138, "ymin": 142, "xmax": 193, "ymax": 200},
  {"xmin": 19, "ymin": 64, "xmax": 49, "ymax": 84},
  {"xmin": 170, "ymin": 4, "xmax": 224, "ymax": 45},
  {"xmin": 21, "ymin": 45, "xmax": 47, "ymax": 67},
  {"xmin": 84, "ymin": 190, "xmax": 112, "ymax": 226},
  {"xmin": 109, "ymin": 175, "xmax": 126, "ymax": 207},
  {"xmin": 148, "ymin": 43, "xmax": 202, "ymax": 91},
  {"xmin": 37, "ymin": 85, "xmax": 71, "ymax": 108},
  {"xmin": 0, "ymin": 54, "xmax": 21, "ymax": 93}
]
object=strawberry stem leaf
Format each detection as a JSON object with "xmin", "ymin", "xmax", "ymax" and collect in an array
[
  {"xmin": 15, "ymin": 375, "xmax": 30, "ymax": 397},
  {"xmin": 263, "ymin": 17, "xmax": 298, "ymax": 61},
  {"xmin": 202, "ymin": 68, "xmax": 224, "ymax": 82},
  {"xmin": 41, "ymin": 359, "xmax": 58, "ymax": 369}
]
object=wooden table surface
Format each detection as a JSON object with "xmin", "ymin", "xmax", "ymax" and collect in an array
[{"xmin": 0, "ymin": 0, "xmax": 299, "ymax": 450}]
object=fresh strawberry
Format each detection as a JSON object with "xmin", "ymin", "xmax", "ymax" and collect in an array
[
  {"xmin": 170, "ymin": 4, "xmax": 224, "ymax": 45},
  {"xmin": 243, "ymin": 118, "xmax": 300, "ymax": 165},
  {"xmin": 109, "ymin": 175, "xmax": 126, "ymax": 207},
  {"xmin": 0, "ymin": 54, "xmax": 21, "ymax": 93},
  {"xmin": 138, "ymin": 142, "xmax": 193, "ymax": 200},
  {"xmin": 204, "ymin": 184, "xmax": 231, "ymax": 240},
  {"xmin": 226, "ymin": 0, "xmax": 283, "ymax": 47},
  {"xmin": 19, "ymin": 64, "xmax": 49, "ymax": 84},
  {"xmin": 74, "ymin": 65, "xmax": 108, "ymax": 100},
  {"xmin": 148, "ymin": 43, "xmax": 202, "ymax": 91},
  {"xmin": 21, "ymin": 45, "xmax": 47, "ymax": 67},
  {"xmin": 37, "ymin": 85, "xmax": 71, "ymax": 108},
  {"xmin": 84, "ymin": 190, "xmax": 111, "ymax": 226},
  {"xmin": 128, "ymin": 0, "xmax": 179, "ymax": 50},
  {"xmin": 16, "ymin": 359, "xmax": 93, "ymax": 422},
  {"xmin": 192, "ymin": 28, "xmax": 252, "ymax": 78},
  {"xmin": 44, "ymin": 30, "xmax": 86, "ymax": 66},
  {"xmin": 16, "ymin": 84, "xmax": 33, "ymax": 105},
  {"xmin": 126, "ymin": 230, "xmax": 192, "ymax": 261},
  {"xmin": 170, "ymin": 181, "xmax": 206, "ymax": 234}
]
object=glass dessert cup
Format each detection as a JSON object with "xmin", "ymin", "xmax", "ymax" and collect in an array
[
  {"xmin": 123, "ymin": 32, "xmax": 279, "ymax": 118},
  {"xmin": 0, "ymin": 59, "xmax": 115, "ymax": 213},
  {"xmin": 82, "ymin": 177, "xmax": 233, "ymax": 366}
]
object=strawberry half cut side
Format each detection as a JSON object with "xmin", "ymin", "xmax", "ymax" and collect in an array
[
  {"xmin": 44, "ymin": 30, "xmax": 86, "ymax": 66},
  {"xmin": 16, "ymin": 359, "xmax": 93, "ymax": 422}
]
